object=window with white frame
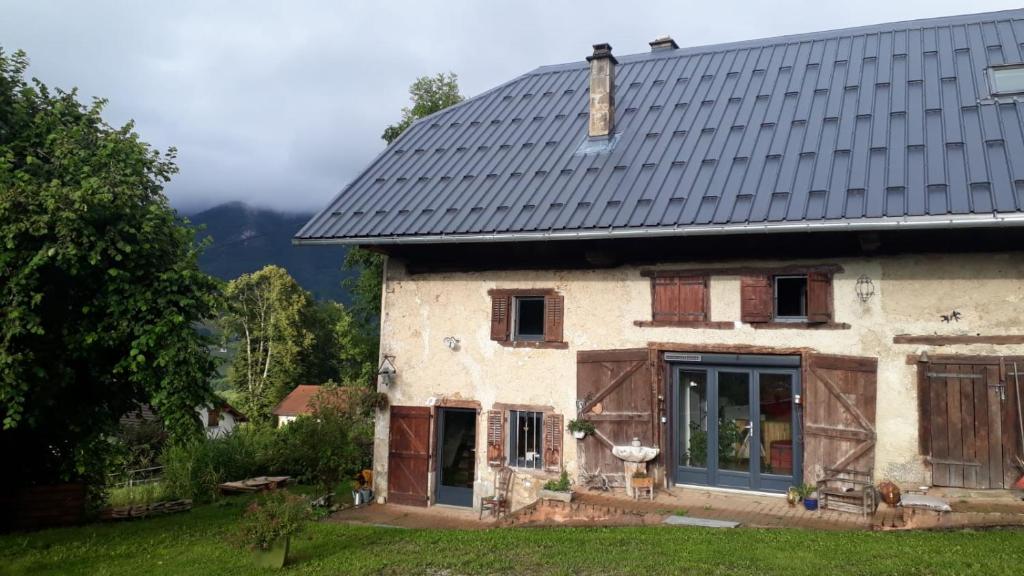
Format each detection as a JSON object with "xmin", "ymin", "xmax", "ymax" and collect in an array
[{"xmin": 508, "ymin": 410, "xmax": 543, "ymax": 469}]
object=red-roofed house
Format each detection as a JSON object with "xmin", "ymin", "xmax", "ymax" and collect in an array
[{"xmin": 272, "ymin": 385, "xmax": 352, "ymax": 427}]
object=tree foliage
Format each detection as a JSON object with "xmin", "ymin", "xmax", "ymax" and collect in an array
[
  {"xmin": 221, "ymin": 265, "xmax": 372, "ymax": 420},
  {"xmin": 381, "ymin": 72, "xmax": 464, "ymax": 145},
  {"xmin": 222, "ymin": 265, "xmax": 315, "ymax": 421},
  {"xmin": 0, "ymin": 48, "xmax": 221, "ymax": 485}
]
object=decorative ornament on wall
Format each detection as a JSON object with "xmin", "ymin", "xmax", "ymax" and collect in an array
[
  {"xmin": 855, "ymin": 274, "xmax": 875, "ymax": 303},
  {"xmin": 940, "ymin": 310, "xmax": 962, "ymax": 323}
]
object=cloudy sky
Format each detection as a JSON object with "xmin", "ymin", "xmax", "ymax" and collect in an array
[{"xmin": 2, "ymin": 1, "xmax": 1020, "ymax": 214}]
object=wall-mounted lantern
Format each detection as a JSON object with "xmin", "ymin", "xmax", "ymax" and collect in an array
[
  {"xmin": 377, "ymin": 355, "xmax": 397, "ymax": 387},
  {"xmin": 855, "ymin": 274, "xmax": 875, "ymax": 303}
]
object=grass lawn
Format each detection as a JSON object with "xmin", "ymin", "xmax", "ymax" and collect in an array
[{"xmin": 2, "ymin": 494, "xmax": 1023, "ymax": 576}]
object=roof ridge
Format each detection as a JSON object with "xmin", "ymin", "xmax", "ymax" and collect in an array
[{"xmin": 532, "ymin": 8, "xmax": 1024, "ymax": 74}]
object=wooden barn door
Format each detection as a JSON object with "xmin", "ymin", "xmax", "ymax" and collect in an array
[
  {"xmin": 918, "ymin": 359, "xmax": 1020, "ymax": 489},
  {"xmin": 803, "ymin": 354, "xmax": 877, "ymax": 482},
  {"xmin": 577, "ymin": 349, "xmax": 656, "ymax": 477},
  {"xmin": 388, "ymin": 406, "xmax": 431, "ymax": 506}
]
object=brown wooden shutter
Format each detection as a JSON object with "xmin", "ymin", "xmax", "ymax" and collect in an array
[
  {"xmin": 740, "ymin": 274, "xmax": 773, "ymax": 323},
  {"xmin": 486, "ymin": 410, "xmax": 505, "ymax": 467},
  {"xmin": 803, "ymin": 354, "xmax": 877, "ymax": 482},
  {"xmin": 490, "ymin": 295, "xmax": 511, "ymax": 341},
  {"xmin": 652, "ymin": 276, "xmax": 707, "ymax": 322},
  {"xmin": 806, "ymin": 271, "xmax": 833, "ymax": 323},
  {"xmin": 543, "ymin": 294, "xmax": 564, "ymax": 342},
  {"xmin": 543, "ymin": 413, "xmax": 564, "ymax": 473}
]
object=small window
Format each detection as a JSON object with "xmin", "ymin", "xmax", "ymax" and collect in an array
[
  {"xmin": 508, "ymin": 410, "xmax": 543, "ymax": 469},
  {"xmin": 207, "ymin": 408, "xmax": 220, "ymax": 427},
  {"xmin": 488, "ymin": 290, "xmax": 564, "ymax": 346},
  {"xmin": 514, "ymin": 297, "xmax": 545, "ymax": 341},
  {"xmin": 989, "ymin": 64, "xmax": 1024, "ymax": 96},
  {"xmin": 774, "ymin": 275, "xmax": 808, "ymax": 320}
]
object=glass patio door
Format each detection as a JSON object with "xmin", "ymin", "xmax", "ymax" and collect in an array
[{"xmin": 674, "ymin": 362, "xmax": 801, "ymax": 492}]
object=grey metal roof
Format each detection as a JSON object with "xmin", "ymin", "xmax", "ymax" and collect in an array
[{"xmin": 297, "ymin": 9, "xmax": 1024, "ymax": 245}]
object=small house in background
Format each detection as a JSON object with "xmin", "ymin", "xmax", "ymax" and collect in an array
[
  {"xmin": 197, "ymin": 401, "xmax": 247, "ymax": 438},
  {"xmin": 272, "ymin": 385, "xmax": 352, "ymax": 427}
]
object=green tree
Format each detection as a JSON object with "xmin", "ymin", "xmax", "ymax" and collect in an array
[
  {"xmin": 381, "ymin": 72, "xmax": 464, "ymax": 145},
  {"xmin": 222, "ymin": 265, "xmax": 316, "ymax": 421},
  {"xmin": 343, "ymin": 72, "xmax": 465, "ymax": 381},
  {"xmin": 0, "ymin": 48, "xmax": 221, "ymax": 486}
]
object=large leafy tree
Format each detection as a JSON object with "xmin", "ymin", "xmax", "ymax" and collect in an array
[
  {"xmin": 343, "ymin": 73, "xmax": 464, "ymax": 373},
  {"xmin": 222, "ymin": 265, "xmax": 316, "ymax": 420},
  {"xmin": 0, "ymin": 49, "xmax": 221, "ymax": 484}
]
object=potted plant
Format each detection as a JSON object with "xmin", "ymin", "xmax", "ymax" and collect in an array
[
  {"xmin": 539, "ymin": 470, "xmax": 573, "ymax": 503},
  {"xmin": 230, "ymin": 490, "xmax": 311, "ymax": 569},
  {"xmin": 567, "ymin": 419, "xmax": 596, "ymax": 440},
  {"xmin": 631, "ymin": 470, "xmax": 654, "ymax": 490},
  {"xmin": 797, "ymin": 483, "xmax": 819, "ymax": 511}
]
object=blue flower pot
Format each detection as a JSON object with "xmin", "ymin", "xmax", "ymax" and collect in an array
[{"xmin": 803, "ymin": 498, "xmax": 819, "ymax": 511}]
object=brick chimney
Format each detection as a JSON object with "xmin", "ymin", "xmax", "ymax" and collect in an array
[
  {"xmin": 650, "ymin": 34, "xmax": 679, "ymax": 52},
  {"xmin": 586, "ymin": 43, "xmax": 617, "ymax": 138}
]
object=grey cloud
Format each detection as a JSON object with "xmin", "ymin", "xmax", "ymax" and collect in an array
[{"xmin": 2, "ymin": 0, "xmax": 1019, "ymax": 213}]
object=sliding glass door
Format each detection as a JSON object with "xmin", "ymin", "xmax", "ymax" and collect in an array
[{"xmin": 672, "ymin": 358, "xmax": 801, "ymax": 492}]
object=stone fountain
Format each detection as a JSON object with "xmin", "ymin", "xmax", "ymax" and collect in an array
[{"xmin": 611, "ymin": 438, "xmax": 659, "ymax": 497}]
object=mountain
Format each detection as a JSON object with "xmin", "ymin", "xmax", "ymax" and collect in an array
[{"xmin": 188, "ymin": 202, "xmax": 353, "ymax": 303}]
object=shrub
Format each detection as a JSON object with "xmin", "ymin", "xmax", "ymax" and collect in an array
[
  {"xmin": 107, "ymin": 482, "xmax": 167, "ymax": 507},
  {"xmin": 228, "ymin": 490, "xmax": 312, "ymax": 551},
  {"xmin": 543, "ymin": 470, "xmax": 571, "ymax": 492}
]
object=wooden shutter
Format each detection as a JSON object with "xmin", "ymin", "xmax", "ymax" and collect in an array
[
  {"xmin": 652, "ymin": 276, "xmax": 707, "ymax": 323},
  {"xmin": 806, "ymin": 271, "xmax": 833, "ymax": 323},
  {"xmin": 543, "ymin": 413, "xmax": 564, "ymax": 473},
  {"xmin": 577, "ymin": 349, "xmax": 656, "ymax": 475},
  {"xmin": 486, "ymin": 410, "xmax": 505, "ymax": 467},
  {"xmin": 740, "ymin": 274, "xmax": 773, "ymax": 323},
  {"xmin": 803, "ymin": 354, "xmax": 877, "ymax": 482},
  {"xmin": 490, "ymin": 295, "xmax": 511, "ymax": 341},
  {"xmin": 543, "ymin": 294, "xmax": 564, "ymax": 342}
]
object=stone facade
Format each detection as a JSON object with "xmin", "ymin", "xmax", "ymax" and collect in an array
[{"xmin": 372, "ymin": 251, "xmax": 1024, "ymax": 509}]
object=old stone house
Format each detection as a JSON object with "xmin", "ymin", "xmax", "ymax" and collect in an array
[{"xmin": 298, "ymin": 9, "xmax": 1024, "ymax": 510}]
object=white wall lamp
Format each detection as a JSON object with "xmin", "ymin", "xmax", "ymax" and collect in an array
[
  {"xmin": 377, "ymin": 355, "xmax": 397, "ymax": 387},
  {"xmin": 443, "ymin": 336, "xmax": 460, "ymax": 351}
]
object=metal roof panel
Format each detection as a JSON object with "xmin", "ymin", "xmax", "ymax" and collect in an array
[{"xmin": 297, "ymin": 9, "xmax": 1024, "ymax": 243}]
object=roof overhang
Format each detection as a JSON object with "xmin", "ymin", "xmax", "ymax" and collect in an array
[{"xmin": 294, "ymin": 212, "xmax": 1024, "ymax": 247}]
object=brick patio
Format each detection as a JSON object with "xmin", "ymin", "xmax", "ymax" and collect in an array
[{"xmin": 328, "ymin": 486, "xmax": 1024, "ymax": 531}]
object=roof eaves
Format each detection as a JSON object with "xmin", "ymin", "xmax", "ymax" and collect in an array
[{"xmin": 293, "ymin": 212, "xmax": 1024, "ymax": 246}]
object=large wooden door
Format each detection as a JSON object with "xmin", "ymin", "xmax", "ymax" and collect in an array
[
  {"xmin": 918, "ymin": 359, "xmax": 1020, "ymax": 489},
  {"xmin": 388, "ymin": 406, "xmax": 431, "ymax": 506},
  {"xmin": 803, "ymin": 354, "xmax": 877, "ymax": 482},
  {"xmin": 577, "ymin": 349, "xmax": 656, "ymax": 476}
]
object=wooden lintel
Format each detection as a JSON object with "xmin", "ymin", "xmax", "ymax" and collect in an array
[
  {"xmin": 894, "ymin": 334, "xmax": 1024, "ymax": 346},
  {"xmin": 648, "ymin": 342, "xmax": 815, "ymax": 356},
  {"xmin": 492, "ymin": 402, "xmax": 554, "ymax": 413}
]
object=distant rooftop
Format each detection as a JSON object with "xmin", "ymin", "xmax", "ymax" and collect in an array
[{"xmin": 298, "ymin": 9, "xmax": 1024, "ymax": 245}]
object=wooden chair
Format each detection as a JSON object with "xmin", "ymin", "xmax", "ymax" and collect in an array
[
  {"xmin": 816, "ymin": 467, "xmax": 878, "ymax": 517},
  {"xmin": 479, "ymin": 467, "xmax": 514, "ymax": 520}
]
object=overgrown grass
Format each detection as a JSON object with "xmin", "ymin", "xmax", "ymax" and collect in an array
[
  {"xmin": 2, "ymin": 494, "xmax": 1022, "ymax": 576},
  {"xmin": 107, "ymin": 482, "xmax": 167, "ymax": 508}
]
